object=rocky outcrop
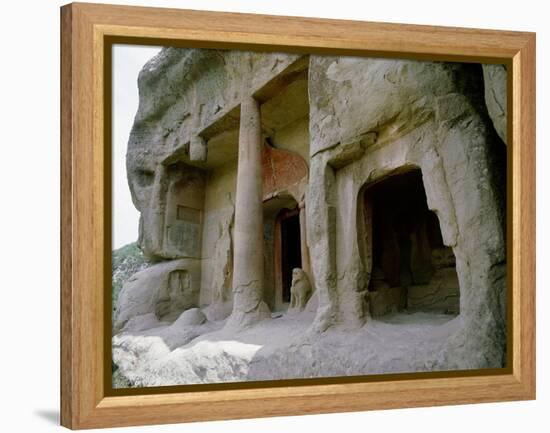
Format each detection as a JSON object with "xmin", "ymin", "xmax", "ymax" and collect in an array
[
  {"xmin": 113, "ymin": 258, "xmax": 201, "ymax": 334},
  {"xmin": 173, "ymin": 308, "xmax": 206, "ymax": 326},
  {"xmin": 482, "ymin": 64, "xmax": 507, "ymax": 144},
  {"xmin": 114, "ymin": 48, "xmax": 508, "ymax": 382},
  {"xmin": 307, "ymin": 57, "xmax": 506, "ymax": 367},
  {"xmin": 126, "ymin": 49, "xmax": 301, "ymax": 262}
]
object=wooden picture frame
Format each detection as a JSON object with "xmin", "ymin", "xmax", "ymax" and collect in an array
[{"xmin": 60, "ymin": 2, "xmax": 535, "ymax": 429}]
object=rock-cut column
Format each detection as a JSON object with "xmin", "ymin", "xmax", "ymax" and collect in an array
[{"xmin": 226, "ymin": 95, "xmax": 271, "ymax": 329}]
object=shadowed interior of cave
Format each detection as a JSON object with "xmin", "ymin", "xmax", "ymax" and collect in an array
[
  {"xmin": 279, "ymin": 209, "xmax": 302, "ymax": 303},
  {"xmin": 365, "ymin": 169, "xmax": 460, "ymax": 316}
]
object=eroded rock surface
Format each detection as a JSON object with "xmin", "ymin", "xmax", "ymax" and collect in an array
[
  {"xmin": 114, "ymin": 49, "xmax": 508, "ymax": 385},
  {"xmin": 113, "ymin": 259, "xmax": 200, "ymax": 334},
  {"xmin": 482, "ymin": 64, "xmax": 508, "ymax": 144}
]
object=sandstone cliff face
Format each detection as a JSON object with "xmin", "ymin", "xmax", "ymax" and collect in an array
[
  {"xmin": 114, "ymin": 48, "xmax": 508, "ymax": 382},
  {"xmin": 306, "ymin": 56, "xmax": 506, "ymax": 367},
  {"xmin": 113, "ymin": 258, "xmax": 201, "ymax": 334},
  {"xmin": 482, "ymin": 64, "xmax": 508, "ymax": 145},
  {"xmin": 124, "ymin": 48, "xmax": 304, "ymax": 324},
  {"xmin": 126, "ymin": 49, "xmax": 301, "ymax": 261}
]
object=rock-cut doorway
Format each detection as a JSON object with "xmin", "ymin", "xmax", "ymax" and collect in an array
[
  {"xmin": 360, "ymin": 168, "xmax": 460, "ymax": 317},
  {"xmin": 277, "ymin": 208, "xmax": 302, "ymax": 304}
]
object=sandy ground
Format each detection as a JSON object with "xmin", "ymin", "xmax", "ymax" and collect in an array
[{"xmin": 113, "ymin": 308, "xmax": 462, "ymax": 388}]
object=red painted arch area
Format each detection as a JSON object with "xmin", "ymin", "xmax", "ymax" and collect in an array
[{"xmin": 262, "ymin": 143, "xmax": 308, "ymax": 198}]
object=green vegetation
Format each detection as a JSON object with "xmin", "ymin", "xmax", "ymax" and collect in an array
[
  {"xmin": 112, "ymin": 242, "xmax": 150, "ymax": 310},
  {"xmin": 111, "ymin": 242, "xmax": 149, "ymax": 387}
]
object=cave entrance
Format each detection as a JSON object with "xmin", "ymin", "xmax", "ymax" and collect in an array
[
  {"xmin": 278, "ymin": 208, "xmax": 302, "ymax": 304},
  {"xmin": 361, "ymin": 168, "xmax": 460, "ymax": 317},
  {"xmin": 262, "ymin": 196, "xmax": 303, "ymax": 311}
]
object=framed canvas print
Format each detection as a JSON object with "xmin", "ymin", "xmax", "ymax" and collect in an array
[{"xmin": 60, "ymin": 2, "xmax": 536, "ymax": 429}]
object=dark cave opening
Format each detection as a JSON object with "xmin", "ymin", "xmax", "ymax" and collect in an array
[
  {"xmin": 364, "ymin": 169, "xmax": 460, "ymax": 316},
  {"xmin": 279, "ymin": 210, "xmax": 302, "ymax": 304}
]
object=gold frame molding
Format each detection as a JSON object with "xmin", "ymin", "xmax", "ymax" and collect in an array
[{"xmin": 60, "ymin": 2, "xmax": 536, "ymax": 429}]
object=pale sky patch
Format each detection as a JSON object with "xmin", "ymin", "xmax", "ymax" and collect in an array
[{"xmin": 112, "ymin": 44, "xmax": 162, "ymax": 249}]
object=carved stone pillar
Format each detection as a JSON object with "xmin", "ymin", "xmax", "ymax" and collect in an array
[
  {"xmin": 226, "ymin": 94, "xmax": 270, "ymax": 328},
  {"xmin": 147, "ymin": 164, "xmax": 167, "ymax": 256}
]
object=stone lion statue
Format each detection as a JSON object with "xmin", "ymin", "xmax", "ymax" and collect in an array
[{"xmin": 289, "ymin": 268, "xmax": 312, "ymax": 311}]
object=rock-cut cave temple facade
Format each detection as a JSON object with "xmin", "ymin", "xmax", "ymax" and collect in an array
[{"xmin": 115, "ymin": 48, "xmax": 508, "ymax": 370}]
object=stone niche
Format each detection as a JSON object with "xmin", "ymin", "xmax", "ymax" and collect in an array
[
  {"xmin": 127, "ymin": 159, "xmax": 206, "ymax": 262},
  {"xmin": 155, "ymin": 269, "xmax": 193, "ymax": 321},
  {"xmin": 361, "ymin": 169, "xmax": 460, "ymax": 317},
  {"xmin": 163, "ymin": 162, "xmax": 206, "ymax": 259}
]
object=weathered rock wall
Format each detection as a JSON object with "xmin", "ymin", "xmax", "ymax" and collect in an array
[
  {"xmin": 122, "ymin": 48, "xmax": 303, "ymax": 324},
  {"xmin": 113, "ymin": 258, "xmax": 201, "ymax": 334},
  {"xmin": 200, "ymin": 161, "xmax": 237, "ymax": 318},
  {"xmin": 307, "ymin": 56, "xmax": 507, "ymax": 367},
  {"xmin": 117, "ymin": 49, "xmax": 507, "ymax": 371},
  {"xmin": 127, "ymin": 48, "xmax": 301, "ymax": 261},
  {"xmin": 270, "ymin": 115, "xmax": 310, "ymax": 163},
  {"xmin": 482, "ymin": 64, "xmax": 508, "ymax": 144}
]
